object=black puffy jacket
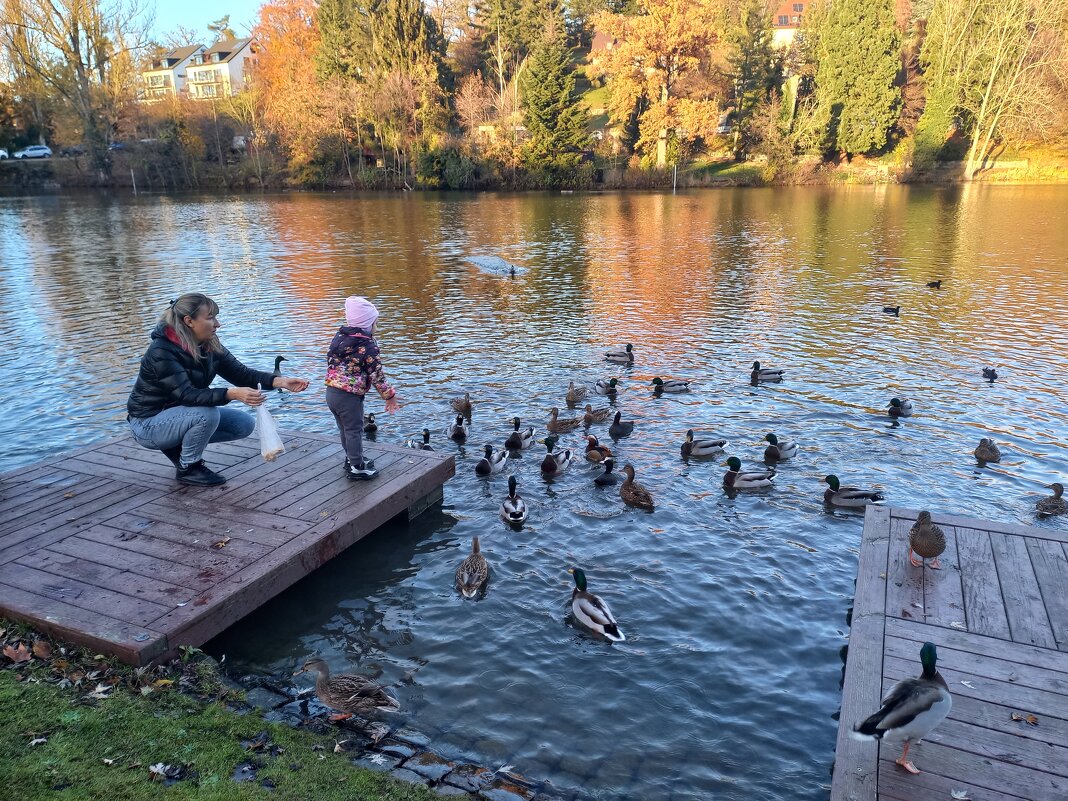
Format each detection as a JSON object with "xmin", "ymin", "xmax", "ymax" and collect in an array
[{"xmin": 127, "ymin": 323, "xmax": 276, "ymax": 419}]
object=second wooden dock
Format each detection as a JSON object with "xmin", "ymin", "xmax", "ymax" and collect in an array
[{"xmin": 0, "ymin": 430, "xmax": 454, "ymax": 665}]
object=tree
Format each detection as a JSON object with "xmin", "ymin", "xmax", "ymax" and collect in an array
[
  {"xmin": 208, "ymin": 15, "xmax": 237, "ymax": 42},
  {"xmin": 810, "ymin": 0, "xmax": 901, "ymax": 155},
  {"xmin": 725, "ymin": 0, "xmax": 778, "ymax": 159},
  {"xmin": 592, "ymin": 0, "xmax": 724, "ymax": 167},
  {"xmin": 521, "ymin": 23, "xmax": 589, "ymax": 175}
]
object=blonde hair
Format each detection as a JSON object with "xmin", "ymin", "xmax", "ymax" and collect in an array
[{"xmin": 159, "ymin": 293, "xmax": 223, "ymax": 361}]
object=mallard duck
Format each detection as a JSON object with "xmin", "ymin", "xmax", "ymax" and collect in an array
[
  {"xmin": 888, "ymin": 397, "xmax": 914, "ymax": 418},
  {"xmin": 883, "ymin": 305, "xmax": 901, "ymax": 316},
  {"xmin": 1037, "ymin": 482, "xmax": 1067, "ymax": 515},
  {"xmin": 723, "ymin": 456, "xmax": 774, "ymax": 490},
  {"xmin": 584, "ymin": 435, "xmax": 612, "ymax": 462},
  {"xmin": 540, "ymin": 434, "xmax": 574, "ymax": 476},
  {"xmin": 982, "ymin": 367, "xmax": 998, "ymax": 381},
  {"xmin": 504, "ymin": 417, "xmax": 535, "ymax": 450},
  {"xmin": 619, "ymin": 464, "xmax": 654, "ymax": 510},
  {"xmin": 594, "ymin": 377, "xmax": 619, "ymax": 395},
  {"xmin": 763, "ymin": 433, "xmax": 798, "ymax": 461},
  {"xmin": 363, "ymin": 412, "xmax": 377, "ymax": 434},
  {"xmin": 565, "ymin": 381, "xmax": 588, "ymax": 405},
  {"xmin": 594, "ymin": 458, "xmax": 619, "ymax": 486},
  {"xmin": 681, "ymin": 429, "xmax": 727, "ymax": 458},
  {"xmin": 405, "ymin": 428, "xmax": 434, "ymax": 451},
  {"xmin": 750, "ymin": 361, "xmax": 784, "ymax": 382},
  {"xmin": 455, "ymin": 536, "xmax": 489, "ymax": 598},
  {"xmin": 568, "ymin": 568, "xmax": 625, "ymax": 642},
  {"xmin": 293, "ymin": 658, "xmax": 400, "ymax": 720},
  {"xmin": 907, "ymin": 511, "xmax": 946, "ymax": 569},
  {"xmin": 851, "ymin": 642, "xmax": 951, "ymax": 775},
  {"xmin": 272, "ymin": 355, "xmax": 286, "ymax": 391},
  {"xmin": 605, "ymin": 343, "xmax": 634, "ymax": 364},
  {"xmin": 474, "ymin": 443, "xmax": 509, "ymax": 476},
  {"xmin": 974, "ymin": 437, "xmax": 1001, "ymax": 463},
  {"xmin": 823, "ymin": 474, "xmax": 884, "ymax": 507},
  {"xmin": 926, "ymin": 280, "xmax": 942, "ymax": 289},
  {"xmin": 608, "ymin": 411, "xmax": 634, "ymax": 439},
  {"xmin": 583, "ymin": 404, "xmax": 611, "ymax": 425},
  {"xmin": 547, "ymin": 406, "xmax": 581, "ymax": 433},
  {"xmin": 651, "ymin": 377, "xmax": 690, "ymax": 393},
  {"xmin": 499, "ymin": 475, "xmax": 527, "ymax": 525},
  {"xmin": 451, "ymin": 392, "xmax": 473, "ymax": 416},
  {"xmin": 447, "ymin": 414, "xmax": 469, "ymax": 442}
]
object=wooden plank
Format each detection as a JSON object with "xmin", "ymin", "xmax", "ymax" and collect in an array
[
  {"xmin": 886, "ymin": 616, "xmax": 1068, "ymax": 676},
  {"xmin": 885, "ymin": 512, "xmax": 924, "ymax": 621},
  {"xmin": 956, "ymin": 527, "xmax": 1011, "ymax": 640},
  {"xmin": 890, "ymin": 505, "xmax": 1068, "ymax": 545},
  {"xmin": 291, "ymin": 449, "xmax": 413, "ymax": 522},
  {"xmin": 0, "ymin": 483, "xmax": 164, "ymax": 560},
  {"xmin": 15, "ymin": 549, "xmax": 196, "ymax": 608},
  {"xmin": 884, "ymin": 634, "xmax": 1068, "ymax": 696},
  {"xmin": 0, "ymin": 467, "xmax": 87, "ymax": 513},
  {"xmin": 103, "ymin": 513, "xmax": 274, "ymax": 563},
  {"xmin": 113, "ymin": 500, "xmax": 294, "ymax": 549},
  {"xmin": 212, "ymin": 441, "xmax": 339, "ymax": 507},
  {"xmin": 0, "ymin": 477, "xmax": 112, "ymax": 537},
  {"xmin": 0, "ymin": 562, "xmax": 172, "ymax": 628},
  {"xmin": 48, "ymin": 532, "xmax": 223, "ymax": 592},
  {"xmin": 922, "ymin": 526, "xmax": 966, "ymax": 629},
  {"xmin": 0, "ymin": 582, "xmax": 166, "ymax": 665},
  {"xmin": 989, "ymin": 532, "xmax": 1056, "ymax": 648},
  {"xmin": 136, "ymin": 495, "xmax": 310, "ymax": 540},
  {"xmin": 101, "ymin": 439, "xmax": 247, "ymax": 469},
  {"xmin": 946, "ymin": 692, "xmax": 1068, "ymax": 750},
  {"xmin": 878, "ymin": 757, "xmax": 1032, "ymax": 801},
  {"xmin": 831, "ymin": 504, "xmax": 889, "ymax": 801},
  {"xmin": 1026, "ymin": 537, "xmax": 1068, "ymax": 651},
  {"xmin": 927, "ymin": 715, "xmax": 1068, "ymax": 776},
  {"xmin": 72, "ymin": 523, "xmax": 255, "ymax": 577}
]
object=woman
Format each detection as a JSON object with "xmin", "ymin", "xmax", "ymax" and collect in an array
[{"xmin": 127, "ymin": 293, "xmax": 309, "ymax": 486}]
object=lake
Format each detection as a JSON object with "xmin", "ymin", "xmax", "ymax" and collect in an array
[{"xmin": 2, "ymin": 186, "xmax": 1067, "ymax": 800}]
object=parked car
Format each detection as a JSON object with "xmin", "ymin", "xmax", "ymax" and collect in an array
[
  {"xmin": 0, "ymin": 148, "xmax": 8, "ymax": 159},
  {"xmin": 14, "ymin": 145, "xmax": 52, "ymax": 159}
]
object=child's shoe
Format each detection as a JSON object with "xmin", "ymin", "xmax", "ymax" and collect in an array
[{"xmin": 344, "ymin": 458, "xmax": 379, "ymax": 481}]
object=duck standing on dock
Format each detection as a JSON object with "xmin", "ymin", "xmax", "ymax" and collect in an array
[
  {"xmin": 1036, "ymin": 482, "xmax": 1067, "ymax": 516},
  {"xmin": 455, "ymin": 537, "xmax": 489, "ymax": 598},
  {"xmin": 568, "ymin": 568, "xmax": 625, "ymax": 642},
  {"xmin": 293, "ymin": 658, "xmax": 400, "ymax": 721},
  {"xmin": 851, "ymin": 642, "xmax": 951, "ymax": 775},
  {"xmin": 907, "ymin": 511, "xmax": 946, "ymax": 569}
]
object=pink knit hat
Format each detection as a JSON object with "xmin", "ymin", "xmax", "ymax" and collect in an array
[{"xmin": 344, "ymin": 296, "xmax": 379, "ymax": 330}]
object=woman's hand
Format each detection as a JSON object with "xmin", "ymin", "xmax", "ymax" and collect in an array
[
  {"xmin": 228, "ymin": 387, "xmax": 267, "ymax": 406},
  {"xmin": 384, "ymin": 395, "xmax": 400, "ymax": 413},
  {"xmin": 273, "ymin": 376, "xmax": 310, "ymax": 393}
]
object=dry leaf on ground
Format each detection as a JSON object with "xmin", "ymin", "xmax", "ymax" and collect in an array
[
  {"xmin": 212, "ymin": 537, "xmax": 231, "ymax": 549},
  {"xmin": 1011, "ymin": 712, "xmax": 1039, "ymax": 726},
  {"xmin": 32, "ymin": 640, "xmax": 52, "ymax": 659},
  {"xmin": 951, "ymin": 791, "xmax": 971, "ymax": 800},
  {"xmin": 4, "ymin": 643, "xmax": 32, "ymax": 663},
  {"xmin": 85, "ymin": 682, "xmax": 111, "ymax": 700}
]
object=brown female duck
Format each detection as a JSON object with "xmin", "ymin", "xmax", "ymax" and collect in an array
[
  {"xmin": 547, "ymin": 406, "xmax": 582, "ymax": 433},
  {"xmin": 907, "ymin": 511, "xmax": 946, "ymax": 569},
  {"xmin": 293, "ymin": 659, "xmax": 400, "ymax": 721},
  {"xmin": 620, "ymin": 464, "xmax": 654, "ymax": 510}
]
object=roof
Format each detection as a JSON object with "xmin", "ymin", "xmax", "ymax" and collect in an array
[
  {"xmin": 190, "ymin": 38, "xmax": 254, "ymax": 65},
  {"xmin": 146, "ymin": 44, "xmax": 204, "ymax": 72}
]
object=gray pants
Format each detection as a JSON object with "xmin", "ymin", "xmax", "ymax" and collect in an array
[
  {"xmin": 326, "ymin": 386, "xmax": 367, "ymax": 465},
  {"xmin": 129, "ymin": 405, "xmax": 255, "ymax": 468}
]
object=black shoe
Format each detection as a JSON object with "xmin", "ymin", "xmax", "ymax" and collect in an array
[
  {"xmin": 176, "ymin": 460, "xmax": 226, "ymax": 486},
  {"xmin": 343, "ymin": 459, "xmax": 379, "ymax": 481},
  {"xmin": 161, "ymin": 445, "xmax": 183, "ymax": 468}
]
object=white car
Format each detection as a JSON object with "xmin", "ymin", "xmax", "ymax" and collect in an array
[
  {"xmin": 0, "ymin": 148, "xmax": 8, "ymax": 159},
  {"xmin": 14, "ymin": 145, "xmax": 52, "ymax": 159}
]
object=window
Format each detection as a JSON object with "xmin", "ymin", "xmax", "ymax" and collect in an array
[
  {"xmin": 778, "ymin": 14, "xmax": 789, "ymax": 24},
  {"xmin": 793, "ymin": 2, "xmax": 803, "ymax": 11},
  {"xmin": 202, "ymin": 84, "xmax": 217, "ymax": 97},
  {"xmin": 148, "ymin": 74, "xmax": 164, "ymax": 86}
]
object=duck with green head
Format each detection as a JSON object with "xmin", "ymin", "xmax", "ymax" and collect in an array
[
  {"xmin": 500, "ymin": 475, "xmax": 528, "ymax": 525},
  {"xmin": 595, "ymin": 377, "xmax": 619, "ymax": 395},
  {"xmin": 888, "ymin": 397, "xmax": 914, "ymax": 418},
  {"xmin": 763, "ymin": 433, "xmax": 797, "ymax": 461},
  {"xmin": 474, "ymin": 443, "xmax": 509, "ymax": 476},
  {"xmin": 540, "ymin": 434, "xmax": 573, "ymax": 476},
  {"xmin": 750, "ymin": 361, "xmax": 784, "ymax": 383},
  {"xmin": 723, "ymin": 456, "xmax": 774, "ymax": 490},
  {"xmin": 405, "ymin": 428, "xmax": 433, "ymax": 451},
  {"xmin": 568, "ymin": 568, "xmax": 625, "ymax": 642},
  {"xmin": 851, "ymin": 642, "xmax": 951, "ymax": 774},
  {"xmin": 605, "ymin": 344, "xmax": 634, "ymax": 364},
  {"xmin": 504, "ymin": 417, "xmax": 536, "ymax": 450},
  {"xmin": 651, "ymin": 377, "xmax": 690, "ymax": 393},
  {"xmin": 681, "ymin": 430, "xmax": 727, "ymax": 458},
  {"xmin": 823, "ymin": 475, "xmax": 884, "ymax": 507}
]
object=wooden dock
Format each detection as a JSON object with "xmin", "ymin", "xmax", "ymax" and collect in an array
[
  {"xmin": 0, "ymin": 431, "xmax": 454, "ymax": 665},
  {"xmin": 832, "ymin": 505, "xmax": 1068, "ymax": 801}
]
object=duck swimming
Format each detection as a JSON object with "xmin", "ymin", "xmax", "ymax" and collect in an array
[
  {"xmin": 763, "ymin": 433, "xmax": 797, "ymax": 461},
  {"xmin": 681, "ymin": 430, "xmax": 727, "ymax": 458},
  {"xmin": 499, "ymin": 475, "xmax": 528, "ymax": 524},
  {"xmin": 823, "ymin": 475, "xmax": 884, "ymax": 507},
  {"xmin": 851, "ymin": 642, "xmax": 951, "ymax": 775},
  {"xmin": 447, "ymin": 414, "xmax": 469, "ymax": 442},
  {"xmin": 595, "ymin": 377, "xmax": 619, "ymax": 395},
  {"xmin": 608, "ymin": 411, "xmax": 634, "ymax": 439},
  {"xmin": 594, "ymin": 458, "xmax": 620, "ymax": 486},
  {"xmin": 883, "ymin": 305, "xmax": 901, "ymax": 316},
  {"xmin": 750, "ymin": 361, "xmax": 784, "ymax": 382},
  {"xmin": 982, "ymin": 367, "xmax": 998, "ymax": 381},
  {"xmin": 1036, "ymin": 482, "xmax": 1067, "ymax": 516},
  {"xmin": 650, "ymin": 377, "xmax": 690, "ymax": 393},
  {"xmin": 450, "ymin": 392, "xmax": 473, "ymax": 417},
  {"xmin": 605, "ymin": 344, "xmax": 634, "ymax": 364},
  {"xmin": 888, "ymin": 397, "xmax": 914, "ymax": 418},
  {"xmin": 568, "ymin": 568, "xmax": 625, "ymax": 642},
  {"xmin": 363, "ymin": 412, "xmax": 377, "ymax": 434},
  {"xmin": 547, "ymin": 406, "xmax": 582, "ymax": 433},
  {"xmin": 504, "ymin": 417, "xmax": 535, "ymax": 450},
  {"xmin": 723, "ymin": 456, "xmax": 775, "ymax": 490},
  {"xmin": 405, "ymin": 428, "xmax": 433, "ymax": 450},
  {"xmin": 584, "ymin": 435, "xmax": 612, "ymax": 462},
  {"xmin": 583, "ymin": 404, "xmax": 611, "ymax": 425},
  {"xmin": 973, "ymin": 438, "xmax": 1001, "ymax": 463},
  {"xmin": 540, "ymin": 434, "xmax": 574, "ymax": 476},
  {"xmin": 455, "ymin": 537, "xmax": 489, "ymax": 598},
  {"xmin": 619, "ymin": 464, "xmax": 654, "ymax": 510},
  {"xmin": 474, "ymin": 443, "xmax": 509, "ymax": 476},
  {"xmin": 566, "ymin": 381, "xmax": 588, "ymax": 405},
  {"xmin": 293, "ymin": 659, "xmax": 400, "ymax": 721}
]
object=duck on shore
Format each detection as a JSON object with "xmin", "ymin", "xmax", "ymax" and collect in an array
[{"xmin": 293, "ymin": 659, "xmax": 400, "ymax": 721}]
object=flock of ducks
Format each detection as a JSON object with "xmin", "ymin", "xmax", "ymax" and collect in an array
[{"xmin": 294, "ymin": 287, "xmax": 1065, "ymax": 773}]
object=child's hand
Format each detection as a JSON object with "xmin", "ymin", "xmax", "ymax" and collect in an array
[{"xmin": 385, "ymin": 396, "xmax": 400, "ymax": 413}]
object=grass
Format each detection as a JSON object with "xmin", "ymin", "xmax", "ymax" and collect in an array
[
  {"xmin": 1, "ymin": 622, "xmax": 441, "ymax": 801},
  {"xmin": 685, "ymin": 160, "xmax": 766, "ymax": 183}
]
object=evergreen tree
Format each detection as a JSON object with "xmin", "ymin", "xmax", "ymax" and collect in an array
[
  {"xmin": 208, "ymin": 15, "xmax": 238, "ymax": 41},
  {"xmin": 812, "ymin": 0, "xmax": 900, "ymax": 156},
  {"xmin": 726, "ymin": 1, "xmax": 778, "ymax": 160},
  {"xmin": 521, "ymin": 25, "xmax": 589, "ymax": 175}
]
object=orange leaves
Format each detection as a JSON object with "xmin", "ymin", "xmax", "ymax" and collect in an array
[
  {"xmin": 1011, "ymin": 712, "xmax": 1039, "ymax": 726},
  {"xmin": 4, "ymin": 642, "xmax": 32, "ymax": 663}
]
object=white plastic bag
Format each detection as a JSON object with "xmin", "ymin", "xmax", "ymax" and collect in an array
[{"xmin": 255, "ymin": 384, "xmax": 285, "ymax": 462}]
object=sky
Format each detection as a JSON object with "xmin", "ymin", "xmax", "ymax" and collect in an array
[{"xmin": 149, "ymin": 0, "xmax": 263, "ymax": 42}]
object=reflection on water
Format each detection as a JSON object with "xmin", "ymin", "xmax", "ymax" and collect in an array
[{"xmin": 2, "ymin": 187, "xmax": 1068, "ymax": 801}]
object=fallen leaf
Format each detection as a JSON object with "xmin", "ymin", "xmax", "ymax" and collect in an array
[
  {"xmin": 85, "ymin": 682, "xmax": 111, "ymax": 699},
  {"xmin": 102, "ymin": 758, "xmax": 115, "ymax": 766},
  {"xmin": 3, "ymin": 643, "xmax": 32, "ymax": 663},
  {"xmin": 68, "ymin": 671, "xmax": 85, "ymax": 684},
  {"xmin": 53, "ymin": 658, "xmax": 69, "ymax": 671},
  {"xmin": 212, "ymin": 537, "xmax": 231, "ymax": 549},
  {"xmin": 28, "ymin": 737, "xmax": 48, "ymax": 747},
  {"xmin": 901, "ymin": 609, "xmax": 914, "ymax": 619},
  {"xmin": 333, "ymin": 739, "xmax": 349, "ymax": 753},
  {"xmin": 140, "ymin": 686, "xmax": 154, "ymax": 696},
  {"xmin": 0, "ymin": 627, "xmax": 7, "ymax": 639},
  {"xmin": 1011, "ymin": 712, "xmax": 1038, "ymax": 726},
  {"xmin": 960, "ymin": 680, "xmax": 976, "ymax": 689},
  {"xmin": 148, "ymin": 763, "xmax": 170, "ymax": 781},
  {"xmin": 951, "ymin": 791, "xmax": 971, "ymax": 800},
  {"xmin": 63, "ymin": 492, "xmax": 75, "ymax": 498},
  {"xmin": 32, "ymin": 640, "xmax": 53, "ymax": 660},
  {"xmin": 153, "ymin": 679, "xmax": 174, "ymax": 687},
  {"xmin": 911, "ymin": 602, "xmax": 923, "ymax": 609},
  {"xmin": 949, "ymin": 621, "xmax": 967, "ymax": 630}
]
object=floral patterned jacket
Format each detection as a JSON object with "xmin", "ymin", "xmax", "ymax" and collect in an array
[{"xmin": 325, "ymin": 326, "xmax": 395, "ymax": 399}]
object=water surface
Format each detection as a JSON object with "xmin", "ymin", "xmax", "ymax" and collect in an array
[{"xmin": 2, "ymin": 187, "xmax": 1067, "ymax": 801}]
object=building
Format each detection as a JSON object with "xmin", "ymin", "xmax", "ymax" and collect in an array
[
  {"xmin": 185, "ymin": 39, "xmax": 258, "ymax": 100},
  {"xmin": 140, "ymin": 45, "xmax": 205, "ymax": 101},
  {"xmin": 772, "ymin": 1, "xmax": 806, "ymax": 48}
]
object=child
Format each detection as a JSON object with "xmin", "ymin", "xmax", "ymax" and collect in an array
[{"xmin": 325, "ymin": 296, "xmax": 400, "ymax": 480}]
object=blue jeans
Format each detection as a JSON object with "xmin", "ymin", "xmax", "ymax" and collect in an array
[{"xmin": 128, "ymin": 406, "xmax": 255, "ymax": 468}]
